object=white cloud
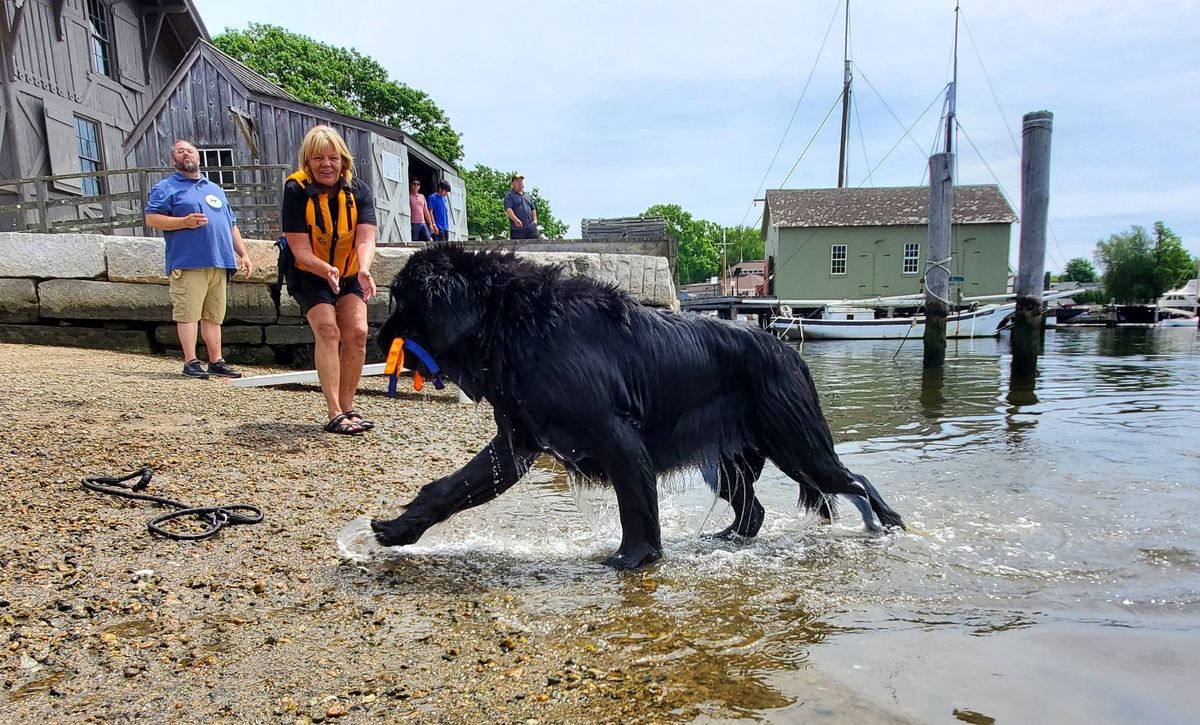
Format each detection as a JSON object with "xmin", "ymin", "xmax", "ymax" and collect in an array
[{"xmin": 194, "ymin": 0, "xmax": 1200, "ymax": 264}]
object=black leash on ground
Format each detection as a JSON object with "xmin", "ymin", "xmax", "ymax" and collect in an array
[{"xmin": 81, "ymin": 467, "xmax": 263, "ymax": 541}]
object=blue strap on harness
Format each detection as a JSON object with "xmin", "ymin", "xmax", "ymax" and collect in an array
[
  {"xmin": 404, "ymin": 339, "xmax": 446, "ymax": 390},
  {"xmin": 386, "ymin": 338, "xmax": 446, "ymax": 398}
]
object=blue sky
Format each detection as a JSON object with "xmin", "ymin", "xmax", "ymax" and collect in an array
[{"xmin": 195, "ymin": 0, "xmax": 1200, "ymax": 272}]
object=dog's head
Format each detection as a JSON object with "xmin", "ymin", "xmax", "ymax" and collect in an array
[{"xmin": 377, "ymin": 245, "xmax": 491, "ymax": 368}]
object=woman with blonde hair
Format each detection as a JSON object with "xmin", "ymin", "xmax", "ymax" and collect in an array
[{"xmin": 280, "ymin": 125, "xmax": 378, "ymax": 434}]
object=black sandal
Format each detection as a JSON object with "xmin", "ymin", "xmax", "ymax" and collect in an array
[
  {"xmin": 324, "ymin": 413, "xmax": 364, "ymax": 435},
  {"xmin": 345, "ymin": 410, "xmax": 375, "ymax": 430}
]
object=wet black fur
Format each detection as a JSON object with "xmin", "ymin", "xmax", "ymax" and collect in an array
[{"xmin": 372, "ymin": 245, "xmax": 904, "ymax": 569}]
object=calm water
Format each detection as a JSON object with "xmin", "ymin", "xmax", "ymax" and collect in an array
[{"xmin": 342, "ymin": 327, "xmax": 1200, "ymax": 723}]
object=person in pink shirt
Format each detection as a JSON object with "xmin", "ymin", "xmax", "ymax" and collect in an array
[{"xmin": 409, "ymin": 179, "xmax": 434, "ymax": 242}]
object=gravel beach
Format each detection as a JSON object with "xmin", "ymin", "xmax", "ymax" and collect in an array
[{"xmin": 0, "ymin": 343, "xmax": 725, "ymax": 724}]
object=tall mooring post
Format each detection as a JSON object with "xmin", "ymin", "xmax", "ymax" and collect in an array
[
  {"xmin": 923, "ymin": 152, "xmax": 954, "ymax": 368},
  {"xmin": 1012, "ymin": 111, "xmax": 1053, "ymax": 376}
]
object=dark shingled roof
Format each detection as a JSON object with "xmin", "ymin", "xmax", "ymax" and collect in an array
[
  {"xmin": 765, "ymin": 185, "xmax": 1017, "ymax": 228},
  {"xmin": 203, "ymin": 41, "xmax": 298, "ymax": 102}
]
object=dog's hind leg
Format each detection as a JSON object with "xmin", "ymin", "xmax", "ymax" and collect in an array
[
  {"xmin": 704, "ymin": 450, "xmax": 767, "ymax": 540},
  {"xmin": 372, "ymin": 435, "xmax": 540, "ymax": 547}
]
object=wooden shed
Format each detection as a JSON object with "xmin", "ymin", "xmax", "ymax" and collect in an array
[
  {"xmin": 123, "ymin": 39, "xmax": 466, "ymax": 244},
  {"xmin": 0, "ymin": 0, "xmax": 207, "ymax": 230}
]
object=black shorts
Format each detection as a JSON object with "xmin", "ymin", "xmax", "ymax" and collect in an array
[{"xmin": 287, "ymin": 269, "xmax": 364, "ymax": 315}]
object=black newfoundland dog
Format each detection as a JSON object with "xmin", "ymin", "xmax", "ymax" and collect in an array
[{"xmin": 372, "ymin": 246, "xmax": 904, "ymax": 569}]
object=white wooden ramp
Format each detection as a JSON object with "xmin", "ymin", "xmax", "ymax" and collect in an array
[
  {"xmin": 229, "ymin": 363, "xmax": 387, "ymax": 388},
  {"xmin": 230, "ymin": 363, "xmax": 472, "ymax": 404}
]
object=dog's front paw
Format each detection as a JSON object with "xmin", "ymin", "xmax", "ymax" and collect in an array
[{"xmin": 370, "ymin": 518, "xmax": 422, "ymax": 547}]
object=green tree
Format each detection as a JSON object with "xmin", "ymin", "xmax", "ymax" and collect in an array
[
  {"xmin": 213, "ymin": 23, "xmax": 463, "ymax": 163},
  {"xmin": 460, "ymin": 164, "xmax": 568, "ymax": 239},
  {"xmin": 1061, "ymin": 257, "xmax": 1097, "ymax": 283},
  {"xmin": 1072, "ymin": 288, "xmax": 1109, "ymax": 305},
  {"xmin": 724, "ymin": 225, "xmax": 765, "ymax": 266},
  {"xmin": 1095, "ymin": 226, "xmax": 1156, "ymax": 303},
  {"xmin": 1150, "ymin": 222, "xmax": 1195, "ymax": 295},
  {"xmin": 642, "ymin": 204, "xmax": 719, "ymax": 284},
  {"xmin": 1093, "ymin": 222, "xmax": 1194, "ymax": 303},
  {"xmin": 640, "ymin": 207, "xmax": 766, "ymax": 285}
]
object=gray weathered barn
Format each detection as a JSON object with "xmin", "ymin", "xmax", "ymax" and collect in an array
[
  {"xmin": 1, "ymin": 0, "xmax": 464, "ymax": 243},
  {"xmin": 123, "ymin": 40, "xmax": 466, "ymax": 243},
  {"xmin": 0, "ymin": 0, "xmax": 206, "ymax": 222}
]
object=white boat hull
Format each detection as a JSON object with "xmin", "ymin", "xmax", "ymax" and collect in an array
[{"xmin": 770, "ymin": 304, "xmax": 1015, "ymax": 341}]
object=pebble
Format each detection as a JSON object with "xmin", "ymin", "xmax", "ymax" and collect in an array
[{"xmin": 0, "ymin": 346, "xmax": 673, "ymax": 724}]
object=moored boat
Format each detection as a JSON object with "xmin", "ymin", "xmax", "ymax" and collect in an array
[{"xmin": 770, "ymin": 302, "xmax": 1015, "ymax": 341}]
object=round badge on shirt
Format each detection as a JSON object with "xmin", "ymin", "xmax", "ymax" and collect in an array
[{"xmin": 204, "ymin": 194, "xmax": 223, "ymax": 210}]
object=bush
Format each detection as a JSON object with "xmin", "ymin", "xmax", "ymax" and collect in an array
[{"xmin": 1071, "ymin": 289, "xmax": 1109, "ymax": 305}]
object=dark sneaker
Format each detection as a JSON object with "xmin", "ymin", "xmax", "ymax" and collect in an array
[
  {"xmin": 207, "ymin": 359, "xmax": 242, "ymax": 379},
  {"xmin": 182, "ymin": 359, "xmax": 209, "ymax": 378}
]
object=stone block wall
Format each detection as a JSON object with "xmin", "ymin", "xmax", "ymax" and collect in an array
[{"xmin": 0, "ymin": 233, "xmax": 677, "ymax": 365}]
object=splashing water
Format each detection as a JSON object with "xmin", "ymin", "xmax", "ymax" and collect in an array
[{"xmin": 336, "ymin": 515, "xmax": 383, "ymax": 562}]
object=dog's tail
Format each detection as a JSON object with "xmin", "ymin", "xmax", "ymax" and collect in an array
[
  {"xmin": 850, "ymin": 472, "xmax": 905, "ymax": 530},
  {"xmin": 751, "ymin": 342, "xmax": 904, "ymax": 530}
]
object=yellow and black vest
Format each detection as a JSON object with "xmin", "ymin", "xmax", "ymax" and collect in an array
[{"xmin": 286, "ymin": 170, "xmax": 360, "ymax": 277}]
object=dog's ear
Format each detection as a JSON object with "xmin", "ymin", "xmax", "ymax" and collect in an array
[{"xmin": 421, "ymin": 270, "xmax": 486, "ymax": 352}]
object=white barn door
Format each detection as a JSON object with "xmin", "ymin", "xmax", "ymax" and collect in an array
[
  {"xmin": 370, "ymin": 136, "xmax": 410, "ymax": 244},
  {"xmin": 446, "ymin": 175, "xmax": 468, "ymax": 241}
]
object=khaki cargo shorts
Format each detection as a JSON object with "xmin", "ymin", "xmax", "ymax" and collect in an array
[{"xmin": 169, "ymin": 268, "xmax": 228, "ymax": 323}]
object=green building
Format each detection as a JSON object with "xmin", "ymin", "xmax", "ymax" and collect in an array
[{"xmin": 762, "ymin": 185, "xmax": 1016, "ymax": 301}]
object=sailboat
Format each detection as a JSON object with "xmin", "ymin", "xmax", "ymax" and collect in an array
[{"xmin": 766, "ymin": 1, "xmax": 1036, "ymax": 341}]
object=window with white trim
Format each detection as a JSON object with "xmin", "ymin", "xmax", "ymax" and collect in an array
[
  {"xmin": 199, "ymin": 148, "xmax": 236, "ymax": 188},
  {"xmin": 86, "ymin": 0, "xmax": 114, "ymax": 78},
  {"xmin": 74, "ymin": 117, "xmax": 102, "ymax": 196},
  {"xmin": 830, "ymin": 244, "xmax": 847, "ymax": 276},
  {"xmin": 903, "ymin": 242, "xmax": 920, "ymax": 274}
]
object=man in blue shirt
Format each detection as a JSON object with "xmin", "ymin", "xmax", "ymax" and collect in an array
[
  {"xmin": 144, "ymin": 140, "xmax": 253, "ymax": 378},
  {"xmin": 428, "ymin": 180, "xmax": 452, "ymax": 241}
]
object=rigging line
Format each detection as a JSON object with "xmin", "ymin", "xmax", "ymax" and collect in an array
[
  {"xmin": 1047, "ymin": 222, "xmax": 1071, "ymax": 271},
  {"xmin": 774, "ymin": 221, "xmax": 829, "ymax": 278},
  {"xmin": 852, "ymin": 88, "xmax": 873, "ymax": 187},
  {"xmin": 738, "ymin": 0, "xmax": 844, "ymax": 227},
  {"xmin": 959, "ymin": 8, "xmax": 1021, "ymax": 158},
  {"xmin": 777, "ymin": 89, "xmax": 846, "ymax": 189},
  {"xmin": 920, "ymin": 89, "xmax": 952, "ymax": 188},
  {"xmin": 854, "ymin": 84, "xmax": 948, "ymax": 188},
  {"xmin": 920, "ymin": 112, "xmax": 941, "ymax": 188},
  {"xmin": 854, "ymin": 64, "xmax": 931, "ymax": 160},
  {"xmin": 958, "ymin": 121, "xmax": 1067, "ymax": 270},
  {"xmin": 955, "ymin": 120, "xmax": 1012, "ymax": 204}
]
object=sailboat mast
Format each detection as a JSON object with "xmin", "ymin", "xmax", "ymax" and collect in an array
[
  {"xmin": 837, "ymin": 0, "xmax": 852, "ymax": 188},
  {"xmin": 945, "ymin": 1, "xmax": 960, "ymax": 154}
]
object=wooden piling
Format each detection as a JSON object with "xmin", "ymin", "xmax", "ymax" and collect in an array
[
  {"xmin": 1012, "ymin": 111, "xmax": 1053, "ymax": 376},
  {"xmin": 923, "ymin": 152, "xmax": 954, "ymax": 368}
]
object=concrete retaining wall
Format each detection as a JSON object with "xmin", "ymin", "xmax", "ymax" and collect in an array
[{"xmin": 0, "ymin": 232, "xmax": 677, "ymax": 364}]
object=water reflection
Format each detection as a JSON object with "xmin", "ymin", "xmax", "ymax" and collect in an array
[
  {"xmin": 919, "ymin": 367, "xmax": 946, "ymax": 420},
  {"xmin": 345, "ymin": 328, "xmax": 1200, "ymax": 722}
]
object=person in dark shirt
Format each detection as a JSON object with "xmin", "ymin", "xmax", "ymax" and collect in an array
[
  {"xmin": 503, "ymin": 173, "xmax": 538, "ymax": 240},
  {"xmin": 280, "ymin": 125, "xmax": 378, "ymax": 435}
]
